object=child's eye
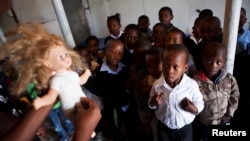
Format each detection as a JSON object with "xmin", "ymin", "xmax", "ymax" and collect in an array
[
  {"xmin": 174, "ymin": 66, "xmax": 179, "ymax": 70},
  {"xmin": 216, "ymin": 61, "xmax": 222, "ymax": 65},
  {"xmin": 59, "ymin": 55, "xmax": 64, "ymax": 59},
  {"xmin": 206, "ymin": 59, "xmax": 212, "ymax": 64},
  {"xmin": 163, "ymin": 64, "xmax": 168, "ymax": 68}
]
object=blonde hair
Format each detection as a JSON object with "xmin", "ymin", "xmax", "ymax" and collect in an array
[{"xmin": 0, "ymin": 22, "xmax": 87, "ymax": 96}]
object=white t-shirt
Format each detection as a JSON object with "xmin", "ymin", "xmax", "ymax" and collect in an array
[{"xmin": 50, "ymin": 70, "xmax": 86, "ymax": 118}]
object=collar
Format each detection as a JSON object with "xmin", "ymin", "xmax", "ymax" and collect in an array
[
  {"xmin": 197, "ymin": 70, "xmax": 222, "ymax": 84},
  {"xmin": 189, "ymin": 33, "xmax": 202, "ymax": 44},
  {"xmin": 110, "ymin": 30, "xmax": 124, "ymax": 39},
  {"xmin": 100, "ymin": 60, "xmax": 125, "ymax": 74},
  {"xmin": 125, "ymin": 46, "xmax": 134, "ymax": 54},
  {"xmin": 158, "ymin": 73, "xmax": 187, "ymax": 90}
]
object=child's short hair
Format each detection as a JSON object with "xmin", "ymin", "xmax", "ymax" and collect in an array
[
  {"xmin": 164, "ymin": 44, "xmax": 189, "ymax": 64},
  {"xmin": 153, "ymin": 23, "xmax": 168, "ymax": 31},
  {"xmin": 167, "ymin": 28, "xmax": 186, "ymax": 41},
  {"xmin": 198, "ymin": 9, "xmax": 213, "ymax": 18},
  {"xmin": 203, "ymin": 42, "xmax": 227, "ymax": 59},
  {"xmin": 124, "ymin": 24, "xmax": 140, "ymax": 33},
  {"xmin": 85, "ymin": 35, "xmax": 98, "ymax": 45},
  {"xmin": 159, "ymin": 6, "xmax": 173, "ymax": 16},
  {"xmin": 105, "ymin": 38, "xmax": 124, "ymax": 50},
  {"xmin": 107, "ymin": 13, "xmax": 121, "ymax": 25},
  {"xmin": 203, "ymin": 16, "xmax": 221, "ymax": 28},
  {"xmin": 146, "ymin": 47, "xmax": 163, "ymax": 62},
  {"xmin": 138, "ymin": 15, "xmax": 150, "ymax": 21}
]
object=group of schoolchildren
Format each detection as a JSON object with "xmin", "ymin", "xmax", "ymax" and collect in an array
[
  {"xmin": 67, "ymin": 6, "xmax": 250, "ymax": 141},
  {"xmin": 0, "ymin": 5, "xmax": 249, "ymax": 141}
]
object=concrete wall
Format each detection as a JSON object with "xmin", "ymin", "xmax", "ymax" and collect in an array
[
  {"xmin": 11, "ymin": 0, "xmax": 63, "ymax": 37},
  {"xmin": 62, "ymin": 0, "xmax": 90, "ymax": 45}
]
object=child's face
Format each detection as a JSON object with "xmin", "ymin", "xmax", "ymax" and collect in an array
[
  {"xmin": 202, "ymin": 48, "xmax": 226, "ymax": 79},
  {"xmin": 145, "ymin": 54, "xmax": 162, "ymax": 79},
  {"xmin": 239, "ymin": 9, "xmax": 247, "ymax": 29},
  {"xmin": 201, "ymin": 20, "xmax": 221, "ymax": 43},
  {"xmin": 138, "ymin": 18, "xmax": 150, "ymax": 32},
  {"xmin": 107, "ymin": 19, "xmax": 121, "ymax": 36},
  {"xmin": 87, "ymin": 39, "xmax": 99, "ymax": 56},
  {"xmin": 133, "ymin": 47, "xmax": 148, "ymax": 68},
  {"xmin": 45, "ymin": 46, "xmax": 72, "ymax": 72},
  {"xmin": 162, "ymin": 50, "xmax": 187, "ymax": 88},
  {"xmin": 159, "ymin": 10, "xmax": 173, "ymax": 26},
  {"xmin": 105, "ymin": 42, "xmax": 124, "ymax": 68},
  {"xmin": 124, "ymin": 29, "xmax": 140, "ymax": 50},
  {"xmin": 165, "ymin": 32, "xmax": 183, "ymax": 47},
  {"xmin": 78, "ymin": 48, "xmax": 92, "ymax": 67},
  {"xmin": 153, "ymin": 25, "xmax": 166, "ymax": 47},
  {"xmin": 192, "ymin": 19, "xmax": 204, "ymax": 39}
]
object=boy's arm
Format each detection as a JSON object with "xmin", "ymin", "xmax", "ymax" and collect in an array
[
  {"xmin": 227, "ymin": 76, "xmax": 240, "ymax": 117},
  {"xmin": 80, "ymin": 69, "xmax": 92, "ymax": 85},
  {"xmin": 32, "ymin": 88, "xmax": 58, "ymax": 110}
]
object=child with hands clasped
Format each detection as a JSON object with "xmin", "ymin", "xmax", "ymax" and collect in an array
[{"xmin": 148, "ymin": 44, "xmax": 204, "ymax": 141}]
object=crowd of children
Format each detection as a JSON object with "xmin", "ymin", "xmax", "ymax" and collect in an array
[{"xmin": 1, "ymin": 4, "xmax": 250, "ymax": 141}]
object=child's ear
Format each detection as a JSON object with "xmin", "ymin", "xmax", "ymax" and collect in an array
[
  {"xmin": 184, "ymin": 64, "xmax": 188, "ymax": 72},
  {"xmin": 218, "ymin": 27, "xmax": 222, "ymax": 34},
  {"xmin": 170, "ymin": 15, "xmax": 174, "ymax": 21},
  {"xmin": 44, "ymin": 60, "xmax": 52, "ymax": 69}
]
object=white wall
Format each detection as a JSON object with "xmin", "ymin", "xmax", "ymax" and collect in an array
[
  {"xmin": 89, "ymin": 0, "xmax": 250, "ymax": 38},
  {"xmin": 6, "ymin": 0, "xmax": 250, "ymax": 39}
]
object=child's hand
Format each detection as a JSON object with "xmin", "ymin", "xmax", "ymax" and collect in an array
[
  {"xmin": 180, "ymin": 97, "xmax": 198, "ymax": 114},
  {"xmin": 220, "ymin": 115, "xmax": 232, "ymax": 125},
  {"xmin": 32, "ymin": 97, "xmax": 43, "ymax": 110},
  {"xmin": 149, "ymin": 92, "xmax": 164, "ymax": 107}
]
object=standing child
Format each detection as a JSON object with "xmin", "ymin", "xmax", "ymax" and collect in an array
[
  {"xmin": 138, "ymin": 15, "xmax": 153, "ymax": 42},
  {"xmin": 93, "ymin": 39, "xmax": 139, "ymax": 141},
  {"xmin": 164, "ymin": 29, "xmax": 197, "ymax": 77},
  {"xmin": 192, "ymin": 42, "xmax": 240, "ymax": 141},
  {"xmin": 194, "ymin": 16, "xmax": 223, "ymax": 70},
  {"xmin": 158, "ymin": 6, "xmax": 181, "ymax": 33},
  {"xmin": 104, "ymin": 13, "xmax": 125, "ymax": 45},
  {"xmin": 74, "ymin": 45, "xmax": 99, "ymax": 72},
  {"xmin": 126, "ymin": 38, "xmax": 152, "ymax": 140},
  {"xmin": 148, "ymin": 44, "xmax": 204, "ymax": 141},
  {"xmin": 141, "ymin": 47, "xmax": 163, "ymax": 141},
  {"xmin": 236, "ymin": 7, "xmax": 250, "ymax": 55},
  {"xmin": 152, "ymin": 23, "xmax": 167, "ymax": 48},
  {"xmin": 122, "ymin": 23, "xmax": 141, "ymax": 68},
  {"xmin": 184, "ymin": 17, "xmax": 205, "ymax": 60},
  {"xmin": 85, "ymin": 35, "xmax": 104, "ymax": 66}
]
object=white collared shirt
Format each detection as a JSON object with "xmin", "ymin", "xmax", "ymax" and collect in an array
[
  {"xmin": 110, "ymin": 30, "xmax": 124, "ymax": 39},
  {"xmin": 100, "ymin": 60, "xmax": 125, "ymax": 74},
  {"xmin": 148, "ymin": 73, "xmax": 204, "ymax": 129},
  {"xmin": 189, "ymin": 33, "xmax": 202, "ymax": 44}
]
